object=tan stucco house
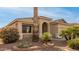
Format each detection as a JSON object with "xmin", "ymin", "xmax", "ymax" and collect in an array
[
  {"xmin": 4, "ymin": 16, "xmax": 53, "ymax": 40},
  {"xmin": 3, "ymin": 16, "xmax": 79, "ymax": 40}
]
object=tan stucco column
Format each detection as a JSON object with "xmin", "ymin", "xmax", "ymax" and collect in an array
[
  {"xmin": 48, "ymin": 23, "xmax": 50, "ymax": 34},
  {"xmin": 17, "ymin": 22, "xmax": 23, "ymax": 40},
  {"xmin": 39, "ymin": 22, "xmax": 42, "ymax": 38}
]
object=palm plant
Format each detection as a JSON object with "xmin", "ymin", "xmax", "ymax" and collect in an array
[
  {"xmin": 60, "ymin": 26, "xmax": 79, "ymax": 40},
  {"xmin": 42, "ymin": 32, "xmax": 52, "ymax": 44},
  {"xmin": 60, "ymin": 30, "xmax": 71, "ymax": 40}
]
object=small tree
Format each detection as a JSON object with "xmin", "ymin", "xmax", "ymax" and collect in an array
[
  {"xmin": 0, "ymin": 27, "xmax": 20, "ymax": 44},
  {"xmin": 60, "ymin": 30, "xmax": 69, "ymax": 40}
]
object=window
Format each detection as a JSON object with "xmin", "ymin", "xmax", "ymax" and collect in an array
[{"xmin": 22, "ymin": 25, "xmax": 31, "ymax": 33}]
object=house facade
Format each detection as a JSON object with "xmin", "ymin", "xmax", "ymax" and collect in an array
[
  {"xmin": 3, "ymin": 16, "xmax": 79, "ymax": 40},
  {"xmin": 4, "ymin": 16, "xmax": 52, "ymax": 40}
]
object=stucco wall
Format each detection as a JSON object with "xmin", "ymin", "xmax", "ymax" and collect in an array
[
  {"xmin": 50, "ymin": 23, "xmax": 71, "ymax": 38},
  {"xmin": 57, "ymin": 24, "xmax": 70, "ymax": 38},
  {"xmin": 16, "ymin": 19, "xmax": 34, "ymax": 40},
  {"xmin": 50, "ymin": 23, "xmax": 58, "ymax": 38}
]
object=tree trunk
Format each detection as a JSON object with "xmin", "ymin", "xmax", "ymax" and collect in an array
[{"xmin": 64, "ymin": 35, "xmax": 68, "ymax": 41}]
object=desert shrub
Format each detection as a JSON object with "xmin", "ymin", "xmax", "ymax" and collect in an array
[
  {"xmin": 0, "ymin": 27, "xmax": 19, "ymax": 44},
  {"xmin": 42, "ymin": 32, "xmax": 52, "ymax": 43},
  {"xmin": 16, "ymin": 40, "xmax": 32, "ymax": 48},
  {"xmin": 67, "ymin": 38, "xmax": 79, "ymax": 50}
]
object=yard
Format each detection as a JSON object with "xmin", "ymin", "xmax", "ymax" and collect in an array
[{"xmin": 0, "ymin": 39, "xmax": 74, "ymax": 51}]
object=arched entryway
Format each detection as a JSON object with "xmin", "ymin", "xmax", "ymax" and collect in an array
[{"xmin": 42, "ymin": 22, "xmax": 48, "ymax": 33}]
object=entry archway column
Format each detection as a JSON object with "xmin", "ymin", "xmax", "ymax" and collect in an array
[
  {"xmin": 39, "ymin": 22, "xmax": 42, "ymax": 38},
  {"xmin": 48, "ymin": 23, "xmax": 50, "ymax": 34}
]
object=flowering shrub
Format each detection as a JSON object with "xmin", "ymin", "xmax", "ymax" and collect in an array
[{"xmin": 0, "ymin": 28, "xmax": 19, "ymax": 44}]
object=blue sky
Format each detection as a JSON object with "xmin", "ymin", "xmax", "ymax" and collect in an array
[{"xmin": 0, "ymin": 7, "xmax": 79, "ymax": 28}]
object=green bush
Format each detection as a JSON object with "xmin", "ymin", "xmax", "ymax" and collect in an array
[
  {"xmin": 67, "ymin": 38, "xmax": 79, "ymax": 50},
  {"xmin": 0, "ymin": 28, "xmax": 19, "ymax": 44},
  {"xmin": 42, "ymin": 32, "xmax": 52, "ymax": 43}
]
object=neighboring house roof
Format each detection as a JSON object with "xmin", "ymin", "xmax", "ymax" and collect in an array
[
  {"xmin": 54, "ymin": 19, "xmax": 67, "ymax": 23},
  {"xmin": 50, "ymin": 19, "xmax": 68, "ymax": 25},
  {"xmin": 51, "ymin": 19, "xmax": 79, "ymax": 26}
]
